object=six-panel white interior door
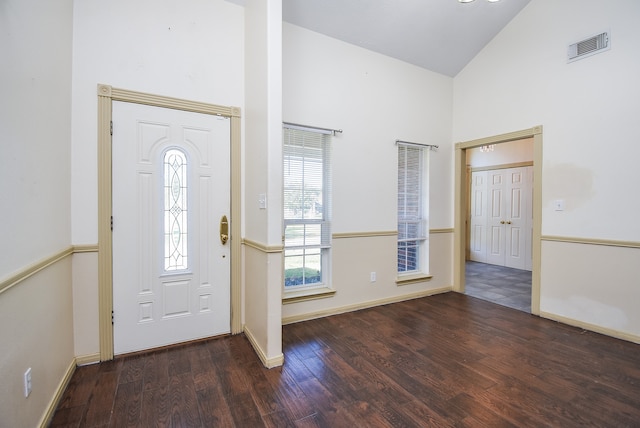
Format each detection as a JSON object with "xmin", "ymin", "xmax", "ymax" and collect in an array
[
  {"xmin": 112, "ymin": 101, "xmax": 231, "ymax": 355},
  {"xmin": 469, "ymin": 166, "xmax": 533, "ymax": 271}
]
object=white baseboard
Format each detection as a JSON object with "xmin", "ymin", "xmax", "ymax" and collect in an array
[
  {"xmin": 39, "ymin": 357, "xmax": 77, "ymax": 428},
  {"xmin": 540, "ymin": 311, "xmax": 640, "ymax": 344},
  {"xmin": 282, "ymin": 286, "xmax": 452, "ymax": 325},
  {"xmin": 75, "ymin": 352, "xmax": 101, "ymax": 366},
  {"xmin": 243, "ymin": 326, "xmax": 285, "ymax": 369}
]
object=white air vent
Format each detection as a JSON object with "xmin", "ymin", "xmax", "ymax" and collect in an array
[{"xmin": 568, "ymin": 31, "xmax": 610, "ymax": 63}]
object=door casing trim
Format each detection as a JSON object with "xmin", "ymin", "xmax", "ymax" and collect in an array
[
  {"xmin": 454, "ymin": 126, "xmax": 542, "ymax": 315},
  {"xmin": 97, "ymin": 84, "xmax": 242, "ymax": 361}
]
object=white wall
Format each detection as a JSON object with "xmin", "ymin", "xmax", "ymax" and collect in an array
[
  {"xmin": 454, "ymin": 0, "xmax": 640, "ymax": 339},
  {"xmin": 0, "ymin": 261, "xmax": 74, "ymax": 428},
  {"xmin": 72, "ymin": 252, "xmax": 99, "ymax": 358},
  {"xmin": 0, "ymin": 0, "xmax": 74, "ymax": 425},
  {"xmin": 71, "ymin": 0, "xmax": 245, "ymax": 244},
  {"xmin": 242, "ymin": 0, "xmax": 283, "ymax": 365},
  {"xmin": 282, "ymin": 23, "xmax": 454, "ymax": 320},
  {"xmin": 0, "ymin": 0, "xmax": 73, "ymax": 274},
  {"xmin": 70, "ymin": 0, "xmax": 245, "ymax": 356}
]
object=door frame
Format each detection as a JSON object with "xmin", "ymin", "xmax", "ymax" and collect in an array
[
  {"xmin": 97, "ymin": 84, "xmax": 242, "ymax": 361},
  {"xmin": 453, "ymin": 126, "xmax": 542, "ymax": 315}
]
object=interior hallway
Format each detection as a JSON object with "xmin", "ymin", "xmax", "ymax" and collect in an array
[{"xmin": 465, "ymin": 261, "xmax": 532, "ymax": 313}]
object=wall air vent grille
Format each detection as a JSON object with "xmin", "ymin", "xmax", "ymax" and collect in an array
[{"xmin": 568, "ymin": 31, "xmax": 610, "ymax": 63}]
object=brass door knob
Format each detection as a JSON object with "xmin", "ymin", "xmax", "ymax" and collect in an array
[{"xmin": 220, "ymin": 215, "xmax": 229, "ymax": 245}]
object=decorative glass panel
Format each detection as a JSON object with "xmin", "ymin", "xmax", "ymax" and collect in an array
[{"xmin": 164, "ymin": 149, "xmax": 188, "ymax": 271}]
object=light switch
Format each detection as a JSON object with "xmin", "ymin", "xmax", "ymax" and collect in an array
[
  {"xmin": 554, "ymin": 199, "xmax": 565, "ymax": 211},
  {"xmin": 258, "ymin": 193, "xmax": 267, "ymax": 209}
]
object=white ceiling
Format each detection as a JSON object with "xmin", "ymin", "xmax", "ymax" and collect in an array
[{"xmin": 228, "ymin": 0, "xmax": 532, "ymax": 76}]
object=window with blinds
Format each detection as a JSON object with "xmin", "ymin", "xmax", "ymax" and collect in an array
[
  {"xmin": 283, "ymin": 126, "xmax": 332, "ymax": 289},
  {"xmin": 397, "ymin": 143, "xmax": 429, "ymax": 273}
]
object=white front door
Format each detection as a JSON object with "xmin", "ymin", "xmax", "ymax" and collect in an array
[{"xmin": 112, "ymin": 101, "xmax": 231, "ymax": 355}]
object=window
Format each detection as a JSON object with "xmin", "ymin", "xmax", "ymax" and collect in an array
[
  {"xmin": 164, "ymin": 149, "xmax": 189, "ymax": 271},
  {"xmin": 283, "ymin": 126, "xmax": 332, "ymax": 290},
  {"xmin": 397, "ymin": 143, "xmax": 429, "ymax": 274}
]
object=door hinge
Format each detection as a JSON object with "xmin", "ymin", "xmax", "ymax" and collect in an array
[
  {"xmin": 110, "ymin": 216, "xmax": 113, "ymax": 231},
  {"xmin": 111, "ymin": 310, "xmax": 114, "ymax": 325},
  {"xmin": 110, "ymin": 121, "xmax": 113, "ymax": 136}
]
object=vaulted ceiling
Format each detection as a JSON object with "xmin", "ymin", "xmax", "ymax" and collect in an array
[{"xmin": 228, "ymin": 0, "xmax": 532, "ymax": 76}]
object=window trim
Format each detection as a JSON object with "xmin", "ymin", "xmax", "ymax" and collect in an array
[
  {"xmin": 282, "ymin": 286, "xmax": 336, "ymax": 304},
  {"xmin": 397, "ymin": 142, "xmax": 430, "ymax": 276},
  {"xmin": 282, "ymin": 125, "xmax": 333, "ymax": 299}
]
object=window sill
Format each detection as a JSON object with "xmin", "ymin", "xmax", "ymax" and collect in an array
[
  {"xmin": 396, "ymin": 273, "xmax": 433, "ymax": 286},
  {"xmin": 283, "ymin": 286, "xmax": 336, "ymax": 304}
]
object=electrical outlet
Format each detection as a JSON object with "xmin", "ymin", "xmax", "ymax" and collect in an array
[
  {"xmin": 24, "ymin": 368, "xmax": 32, "ymax": 398},
  {"xmin": 370, "ymin": 272, "xmax": 376, "ymax": 283}
]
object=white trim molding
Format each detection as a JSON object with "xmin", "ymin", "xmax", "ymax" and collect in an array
[
  {"xmin": 282, "ymin": 286, "xmax": 451, "ymax": 325},
  {"xmin": 39, "ymin": 358, "xmax": 77, "ymax": 428},
  {"xmin": 97, "ymin": 84, "xmax": 243, "ymax": 361},
  {"xmin": 242, "ymin": 238, "xmax": 284, "ymax": 253},
  {"xmin": 0, "ymin": 245, "xmax": 98, "ymax": 295},
  {"xmin": 454, "ymin": 126, "xmax": 543, "ymax": 316},
  {"xmin": 243, "ymin": 326, "xmax": 285, "ymax": 368},
  {"xmin": 540, "ymin": 311, "xmax": 640, "ymax": 345},
  {"xmin": 541, "ymin": 235, "xmax": 640, "ymax": 249},
  {"xmin": 430, "ymin": 228, "xmax": 454, "ymax": 234},
  {"xmin": 332, "ymin": 231, "xmax": 397, "ymax": 239},
  {"xmin": 75, "ymin": 353, "xmax": 101, "ymax": 366}
]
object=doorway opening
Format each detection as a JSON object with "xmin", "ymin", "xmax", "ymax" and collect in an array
[
  {"xmin": 453, "ymin": 126, "xmax": 542, "ymax": 316},
  {"xmin": 464, "ymin": 139, "xmax": 533, "ymax": 312}
]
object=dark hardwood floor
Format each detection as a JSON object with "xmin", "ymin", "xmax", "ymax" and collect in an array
[{"xmin": 50, "ymin": 292, "xmax": 640, "ymax": 427}]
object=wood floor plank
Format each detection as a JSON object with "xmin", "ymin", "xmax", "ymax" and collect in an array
[
  {"xmin": 167, "ymin": 345, "xmax": 191, "ymax": 377},
  {"xmin": 447, "ymin": 391, "xmax": 520, "ymax": 428},
  {"xmin": 401, "ymin": 399, "xmax": 457, "ymax": 428},
  {"xmin": 188, "ymin": 343, "xmax": 220, "ymax": 391},
  {"xmin": 168, "ymin": 373, "xmax": 202, "ymax": 427},
  {"xmin": 225, "ymin": 390, "xmax": 265, "ymax": 427},
  {"xmin": 142, "ymin": 350, "xmax": 169, "ymax": 392},
  {"xmin": 109, "ymin": 380, "xmax": 141, "ymax": 428},
  {"xmin": 241, "ymin": 360, "xmax": 284, "ymax": 416},
  {"xmin": 118, "ymin": 354, "xmax": 145, "ymax": 384},
  {"xmin": 50, "ymin": 293, "xmax": 640, "ymax": 427},
  {"xmin": 80, "ymin": 370, "xmax": 118, "ymax": 427},
  {"xmin": 195, "ymin": 384, "xmax": 235, "ymax": 427},
  {"xmin": 295, "ymin": 378, "xmax": 361, "ymax": 427},
  {"xmin": 54, "ymin": 363, "xmax": 100, "ymax": 410},
  {"xmin": 261, "ymin": 409, "xmax": 297, "ymax": 428},
  {"xmin": 47, "ymin": 405, "xmax": 85, "ymax": 428},
  {"xmin": 139, "ymin": 384, "xmax": 170, "ymax": 427},
  {"xmin": 263, "ymin": 365, "xmax": 317, "ymax": 421}
]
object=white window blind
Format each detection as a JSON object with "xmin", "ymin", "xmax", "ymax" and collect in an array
[
  {"xmin": 398, "ymin": 143, "xmax": 429, "ymax": 273},
  {"xmin": 283, "ymin": 126, "xmax": 332, "ymax": 288}
]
